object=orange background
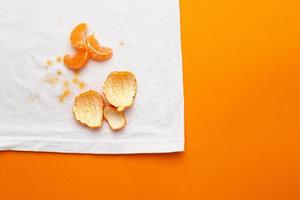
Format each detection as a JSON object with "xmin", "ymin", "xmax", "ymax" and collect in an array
[{"xmin": 0, "ymin": 0, "xmax": 300, "ymax": 199}]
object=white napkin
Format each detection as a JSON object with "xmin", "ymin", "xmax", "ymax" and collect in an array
[{"xmin": 0, "ymin": 0, "xmax": 184, "ymax": 154}]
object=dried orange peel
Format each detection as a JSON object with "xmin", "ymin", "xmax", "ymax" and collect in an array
[
  {"xmin": 104, "ymin": 105, "xmax": 126, "ymax": 131},
  {"xmin": 103, "ymin": 71, "xmax": 137, "ymax": 112},
  {"xmin": 86, "ymin": 35, "xmax": 113, "ymax": 61},
  {"xmin": 70, "ymin": 23, "xmax": 87, "ymax": 51},
  {"xmin": 73, "ymin": 90, "xmax": 104, "ymax": 128},
  {"xmin": 63, "ymin": 51, "xmax": 89, "ymax": 70}
]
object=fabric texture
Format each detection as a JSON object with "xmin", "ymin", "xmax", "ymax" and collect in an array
[{"xmin": 0, "ymin": 0, "xmax": 184, "ymax": 154}]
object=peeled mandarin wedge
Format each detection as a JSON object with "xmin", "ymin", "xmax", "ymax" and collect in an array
[
  {"xmin": 86, "ymin": 35, "xmax": 113, "ymax": 61},
  {"xmin": 104, "ymin": 105, "xmax": 126, "ymax": 131},
  {"xmin": 103, "ymin": 71, "xmax": 137, "ymax": 112},
  {"xmin": 63, "ymin": 51, "xmax": 89, "ymax": 70},
  {"xmin": 70, "ymin": 23, "xmax": 88, "ymax": 51},
  {"xmin": 73, "ymin": 90, "xmax": 104, "ymax": 128}
]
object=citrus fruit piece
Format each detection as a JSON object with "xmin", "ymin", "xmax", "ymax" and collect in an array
[
  {"xmin": 104, "ymin": 105, "xmax": 126, "ymax": 131},
  {"xmin": 86, "ymin": 35, "xmax": 113, "ymax": 61},
  {"xmin": 63, "ymin": 51, "xmax": 89, "ymax": 70},
  {"xmin": 73, "ymin": 90, "xmax": 104, "ymax": 128},
  {"xmin": 70, "ymin": 23, "xmax": 88, "ymax": 51},
  {"xmin": 103, "ymin": 71, "xmax": 137, "ymax": 112}
]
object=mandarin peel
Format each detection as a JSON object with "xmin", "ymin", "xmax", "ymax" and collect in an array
[
  {"xmin": 103, "ymin": 71, "xmax": 137, "ymax": 112},
  {"xmin": 72, "ymin": 90, "xmax": 104, "ymax": 129},
  {"xmin": 103, "ymin": 105, "xmax": 126, "ymax": 131}
]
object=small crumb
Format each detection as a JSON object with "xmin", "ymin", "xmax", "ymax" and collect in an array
[
  {"xmin": 63, "ymin": 80, "xmax": 69, "ymax": 87},
  {"xmin": 72, "ymin": 77, "xmax": 79, "ymax": 84},
  {"xmin": 56, "ymin": 56, "xmax": 62, "ymax": 63},
  {"xmin": 28, "ymin": 94, "xmax": 40, "ymax": 103},
  {"xmin": 119, "ymin": 41, "xmax": 125, "ymax": 46},
  {"xmin": 28, "ymin": 96, "xmax": 34, "ymax": 102},
  {"xmin": 46, "ymin": 60, "xmax": 53, "ymax": 66},
  {"xmin": 78, "ymin": 82, "xmax": 85, "ymax": 90},
  {"xmin": 42, "ymin": 74, "xmax": 59, "ymax": 86},
  {"xmin": 72, "ymin": 72, "xmax": 80, "ymax": 84},
  {"xmin": 56, "ymin": 70, "xmax": 62, "ymax": 76},
  {"xmin": 59, "ymin": 89, "xmax": 71, "ymax": 103}
]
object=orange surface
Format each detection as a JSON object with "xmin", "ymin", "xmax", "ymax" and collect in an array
[{"xmin": 0, "ymin": 0, "xmax": 300, "ymax": 199}]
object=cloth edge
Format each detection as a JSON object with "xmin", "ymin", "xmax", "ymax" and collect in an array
[{"xmin": 0, "ymin": 137, "xmax": 184, "ymax": 154}]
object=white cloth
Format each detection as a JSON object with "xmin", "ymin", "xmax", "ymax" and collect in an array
[{"xmin": 0, "ymin": 0, "xmax": 184, "ymax": 154}]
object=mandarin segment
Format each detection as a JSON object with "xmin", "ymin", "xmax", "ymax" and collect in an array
[
  {"xmin": 104, "ymin": 105, "xmax": 126, "ymax": 131},
  {"xmin": 86, "ymin": 35, "xmax": 113, "ymax": 61},
  {"xmin": 63, "ymin": 51, "xmax": 89, "ymax": 70},
  {"xmin": 103, "ymin": 71, "xmax": 137, "ymax": 112},
  {"xmin": 73, "ymin": 90, "xmax": 104, "ymax": 128},
  {"xmin": 70, "ymin": 23, "xmax": 88, "ymax": 51}
]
